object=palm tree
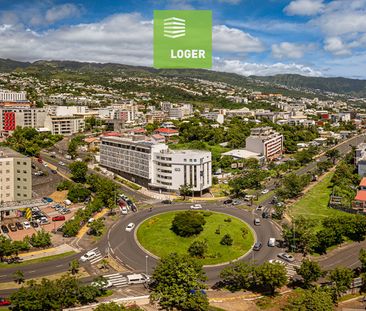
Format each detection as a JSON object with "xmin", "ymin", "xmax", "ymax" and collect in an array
[
  {"xmin": 69, "ymin": 259, "xmax": 80, "ymax": 275},
  {"xmin": 13, "ymin": 270, "xmax": 25, "ymax": 285}
]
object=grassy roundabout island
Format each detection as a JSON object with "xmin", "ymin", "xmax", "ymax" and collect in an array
[{"xmin": 137, "ymin": 210, "xmax": 255, "ymax": 265}]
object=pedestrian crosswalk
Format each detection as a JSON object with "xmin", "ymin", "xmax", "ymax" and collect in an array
[
  {"xmin": 104, "ymin": 273, "xmax": 128, "ymax": 288},
  {"xmin": 89, "ymin": 247, "xmax": 104, "ymax": 265},
  {"xmin": 286, "ymin": 263, "xmax": 300, "ymax": 278}
]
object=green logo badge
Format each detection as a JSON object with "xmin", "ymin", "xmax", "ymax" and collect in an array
[{"xmin": 154, "ymin": 10, "xmax": 212, "ymax": 69}]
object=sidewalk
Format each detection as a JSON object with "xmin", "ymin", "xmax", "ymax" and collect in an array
[{"xmin": 18, "ymin": 244, "xmax": 79, "ymax": 261}]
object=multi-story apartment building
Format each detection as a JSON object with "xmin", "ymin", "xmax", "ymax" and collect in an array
[
  {"xmin": 0, "ymin": 90, "xmax": 27, "ymax": 102},
  {"xmin": 100, "ymin": 137, "xmax": 212, "ymax": 194},
  {"xmin": 151, "ymin": 149, "xmax": 212, "ymax": 194},
  {"xmin": 0, "ymin": 108, "xmax": 46, "ymax": 133},
  {"xmin": 356, "ymin": 143, "xmax": 366, "ymax": 177},
  {"xmin": 46, "ymin": 106, "xmax": 89, "ymax": 116},
  {"xmin": 0, "ymin": 147, "xmax": 32, "ymax": 203},
  {"xmin": 245, "ymin": 127, "xmax": 283, "ymax": 160},
  {"xmin": 44, "ymin": 115, "xmax": 85, "ymax": 135}
]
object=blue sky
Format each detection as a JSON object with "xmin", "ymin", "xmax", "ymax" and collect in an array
[{"xmin": 0, "ymin": 0, "xmax": 365, "ymax": 78}]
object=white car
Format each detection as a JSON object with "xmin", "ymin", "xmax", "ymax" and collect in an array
[
  {"xmin": 59, "ymin": 161, "xmax": 65, "ymax": 166},
  {"xmin": 121, "ymin": 207, "xmax": 128, "ymax": 215},
  {"xmin": 190, "ymin": 204, "xmax": 202, "ymax": 210},
  {"xmin": 80, "ymin": 251, "xmax": 97, "ymax": 262},
  {"xmin": 125, "ymin": 223, "xmax": 135, "ymax": 232},
  {"xmin": 277, "ymin": 252, "xmax": 295, "ymax": 263},
  {"xmin": 91, "ymin": 280, "xmax": 113, "ymax": 289},
  {"xmin": 44, "ymin": 163, "xmax": 48, "ymax": 167},
  {"xmin": 261, "ymin": 189, "xmax": 269, "ymax": 194},
  {"xmin": 269, "ymin": 259, "xmax": 286, "ymax": 265},
  {"xmin": 23, "ymin": 221, "xmax": 31, "ymax": 229}
]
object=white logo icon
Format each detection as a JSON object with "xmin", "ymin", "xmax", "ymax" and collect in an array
[{"xmin": 163, "ymin": 17, "xmax": 186, "ymax": 39}]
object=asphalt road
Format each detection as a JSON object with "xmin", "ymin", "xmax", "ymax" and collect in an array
[{"xmin": 108, "ymin": 202, "xmax": 283, "ymax": 284}]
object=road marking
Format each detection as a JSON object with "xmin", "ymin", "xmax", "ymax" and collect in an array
[
  {"xmin": 56, "ymin": 264, "xmax": 63, "ymax": 267},
  {"xmin": 28, "ymin": 270, "xmax": 36, "ymax": 273}
]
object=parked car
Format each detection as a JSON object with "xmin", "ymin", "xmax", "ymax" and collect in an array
[
  {"xmin": 253, "ymin": 242, "xmax": 262, "ymax": 251},
  {"xmin": 8, "ymin": 223, "xmax": 17, "ymax": 232},
  {"xmin": 23, "ymin": 221, "xmax": 31, "ymax": 229},
  {"xmin": 15, "ymin": 222, "xmax": 24, "ymax": 230},
  {"xmin": 125, "ymin": 223, "xmax": 135, "ymax": 232},
  {"xmin": 0, "ymin": 297, "xmax": 11, "ymax": 306},
  {"xmin": 59, "ymin": 161, "xmax": 65, "ymax": 166},
  {"xmin": 269, "ymin": 259, "xmax": 286, "ymax": 265},
  {"xmin": 80, "ymin": 250, "xmax": 97, "ymax": 262},
  {"xmin": 131, "ymin": 204, "xmax": 137, "ymax": 212},
  {"xmin": 232, "ymin": 199, "xmax": 241, "ymax": 205},
  {"xmin": 60, "ymin": 208, "xmax": 71, "ymax": 215},
  {"xmin": 223, "ymin": 199, "xmax": 233, "ymax": 205},
  {"xmin": 121, "ymin": 207, "xmax": 128, "ymax": 215},
  {"xmin": 161, "ymin": 199, "xmax": 172, "ymax": 204},
  {"xmin": 52, "ymin": 215, "xmax": 65, "ymax": 221},
  {"xmin": 30, "ymin": 221, "xmax": 39, "ymax": 228},
  {"xmin": 51, "ymin": 169, "xmax": 57, "ymax": 174},
  {"xmin": 277, "ymin": 252, "xmax": 295, "ymax": 263},
  {"xmin": 1, "ymin": 225, "xmax": 9, "ymax": 234},
  {"xmin": 261, "ymin": 189, "xmax": 269, "ymax": 194},
  {"xmin": 91, "ymin": 279, "xmax": 113, "ymax": 289},
  {"xmin": 42, "ymin": 197, "xmax": 53, "ymax": 203},
  {"xmin": 190, "ymin": 204, "xmax": 202, "ymax": 210}
]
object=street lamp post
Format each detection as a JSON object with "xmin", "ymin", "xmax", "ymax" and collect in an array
[{"xmin": 145, "ymin": 255, "xmax": 148, "ymax": 274}]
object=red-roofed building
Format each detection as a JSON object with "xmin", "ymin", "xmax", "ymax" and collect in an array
[
  {"xmin": 102, "ymin": 132, "xmax": 121, "ymax": 137},
  {"xmin": 127, "ymin": 128, "xmax": 146, "ymax": 135},
  {"xmin": 354, "ymin": 190, "xmax": 366, "ymax": 209},
  {"xmin": 360, "ymin": 177, "xmax": 366, "ymax": 190},
  {"xmin": 151, "ymin": 133, "xmax": 165, "ymax": 143},
  {"xmin": 154, "ymin": 128, "xmax": 179, "ymax": 137}
]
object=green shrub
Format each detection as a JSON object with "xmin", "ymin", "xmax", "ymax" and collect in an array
[
  {"xmin": 220, "ymin": 234, "xmax": 233, "ymax": 246},
  {"xmin": 171, "ymin": 211, "xmax": 206, "ymax": 237}
]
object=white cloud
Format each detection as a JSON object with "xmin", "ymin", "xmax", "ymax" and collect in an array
[
  {"xmin": 284, "ymin": 0, "xmax": 324, "ymax": 16},
  {"xmin": 213, "ymin": 57, "xmax": 322, "ymax": 76},
  {"xmin": 324, "ymin": 37, "xmax": 352, "ymax": 56},
  {"xmin": 45, "ymin": 4, "xmax": 81, "ymax": 23},
  {"xmin": 272, "ymin": 42, "xmax": 315, "ymax": 59},
  {"xmin": 213, "ymin": 25, "xmax": 264, "ymax": 53}
]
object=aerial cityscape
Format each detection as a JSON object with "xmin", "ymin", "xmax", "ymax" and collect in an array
[{"xmin": 0, "ymin": 0, "xmax": 366, "ymax": 310}]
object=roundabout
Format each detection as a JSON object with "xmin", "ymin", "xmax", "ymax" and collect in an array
[
  {"xmin": 136, "ymin": 211, "xmax": 255, "ymax": 266},
  {"xmin": 107, "ymin": 203, "xmax": 283, "ymax": 283}
]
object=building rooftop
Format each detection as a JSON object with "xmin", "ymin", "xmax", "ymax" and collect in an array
[
  {"xmin": 355, "ymin": 190, "xmax": 366, "ymax": 202},
  {"xmin": 222, "ymin": 149, "xmax": 262, "ymax": 160},
  {"xmin": 0, "ymin": 147, "xmax": 26, "ymax": 158}
]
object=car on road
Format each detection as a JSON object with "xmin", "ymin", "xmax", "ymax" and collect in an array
[
  {"xmin": 269, "ymin": 259, "xmax": 286, "ymax": 265},
  {"xmin": 253, "ymin": 242, "xmax": 262, "ymax": 251},
  {"xmin": 0, "ymin": 297, "xmax": 11, "ymax": 306},
  {"xmin": 262, "ymin": 211, "xmax": 270, "ymax": 219},
  {"xmin": 254, "ymin": 218, "xmax": 261, "ymax": 226},
  {"xmin": 15, "ymin": 222, "xmax": 24, "ymax": 230},
  {"xmin": 268, "ymin": 237, "xmax": 276, "ymax": 247},
  {"xmin": 127, "ymin": 273, "xmax": 150, "ymax": 284},
  {"xmin": 1, "ymin": 225, "xmax": 9, "ymax": 234},
  {"xmin": 125, "ymin": 223, "xmax": 135, "ymax": 232},
  {"xmin": 261, "ymin": 189, "xmax": 269, "ymax": 194},
  {"xmin": 8, "ymin": 223, "xmax": 17, "ymax": 232},
  {"xmin": 277, "ymin": 252, "xmax": 295, "ymax": 263},
  {"xmin": 91, "ymin": 279, "xmax": 113, "ymax": 289},
  {"xmin": 256, "ymin": 205, "xmax": 263, "ymax": 211},
  {"xmin": 232, "ymin": 199, "xmax": 241, "ymax": 205},
  {"xmin": 52, "ymin": 215, "xmax": 65, "ymax": 221},
  {"xmin": 121, "ymin": 206, "xmax": 128, "ymax": 215},
  {"xmin": 80, "ymin": 251, "xmax": 97, "ymax": 262},
  {"xmin": 223, "ymin": 199, "xmax": 233, "ymax": 205},
  {"xmin": 161, "ymin": 199, "xmax": 172, "ymax": 204},
  {"xmin": 23, "ymin": 221, "xmax": 31, "ymax": 229},
  {"xmin": 190, "ymin": 204, "xmax": 202, "ymax": 210}
]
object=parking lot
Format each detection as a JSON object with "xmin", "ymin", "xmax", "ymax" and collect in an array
[{"xmin": 1, "ymin": 199, "xmax": 81, "ymax": 242}]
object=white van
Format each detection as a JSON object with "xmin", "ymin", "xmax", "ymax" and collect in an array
[
  {"xmin": 127, "ymin": 273, "xmax": 150, "ymax": 285},
  {"xmin": 268, "ymin": 238, "xmax": 276, "ymax": 247},
  {"xmin": 64, "ymin": 199, "xmax": 72, "ymax": 206}
]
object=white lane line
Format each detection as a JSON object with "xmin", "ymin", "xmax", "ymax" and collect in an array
[{"xmin": 28, "ymin": 270, "xmax": 36, "ymax": 273}]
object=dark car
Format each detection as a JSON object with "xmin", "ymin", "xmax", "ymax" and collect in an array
[
  {"xmin": 223, "ymin": 199, "xmax": 233, "ymax": 205},
  {"xmin": 15, "ymin": 222, "xmax": 24, "ymax": 230},
  {"xmin": 30, "ymin": 221, "xmax": 39, "ymax": 228},
  {"xmin": 1, "ymin": 225, "xmax": 9, "ymax": 234},
  {"xmin": 161, "ymin": 199, "xmax": 172, "ymax": 204},
  {"xmin": 253, "ymin": 242, "xmax": 262, "ymax": 251},
  {"xmin": 51, "ymin": 169, "xmax": 57, "ymax": 174},
  {"xmin": 8, "ymin": 223, "xmax": 17, "ymax": 232},
  {"xmin": 262, "ymin": 212, "xmax": 270, "ymax": 219}
]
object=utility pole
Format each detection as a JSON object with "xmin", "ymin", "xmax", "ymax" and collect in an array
[{"xmin": 145, "ymin": 255, "xmax": 148, "ymax": 274}]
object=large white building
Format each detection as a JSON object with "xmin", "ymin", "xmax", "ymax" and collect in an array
[
  {"xmin": 0, "ymin": 147, "xmax": 32, "ymax": 203},
  {"xmin": 0, "ymin": 90, "xmax": 27, "ymax": 102},
  {"xmin": 245, "ymin": 127, "xmax": 283, "ymax": 160},
  {"xmin": 44, "ymin": 115, "xmax": 85, "ymax": 135},
  {"xmin": 100, "ymin": 137, "xmax": 212, "ymax": 194},
  {"xmin": 356, "ymin": 143, "xmax": 366, "ymax": 177}
]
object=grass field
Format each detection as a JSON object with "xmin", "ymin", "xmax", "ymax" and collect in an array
[
  {"xmin": 291, "ymin": 172, "xmax": 347, "ymax": 227},
  {"xmin": 137, "ymin": 211, "xmax": 254, "ymax": 265}
]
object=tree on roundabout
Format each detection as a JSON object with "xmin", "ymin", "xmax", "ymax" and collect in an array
[{"xmin": 171, "ymin": 211, "xmax": 206, "ymax": 237}]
